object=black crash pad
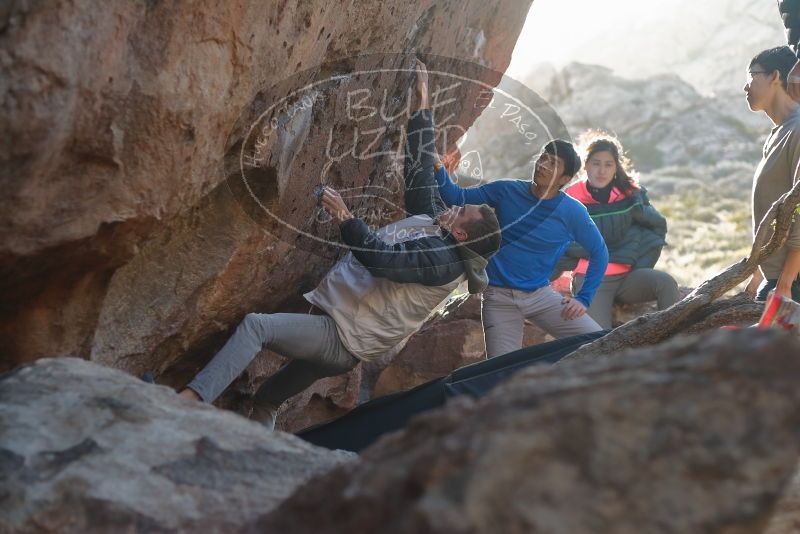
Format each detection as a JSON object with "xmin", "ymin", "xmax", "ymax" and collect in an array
[{"xmin": 296, "ymin": 331, "xmax": 606, "ymax": 452}]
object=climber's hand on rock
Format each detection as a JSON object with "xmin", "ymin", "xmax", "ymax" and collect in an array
[
  {"xmin": 561, "ymin": 296, "xmax": 587, "ymax": 321},
  {"xmin": 415, "ymin": 59, "xmax": 429, "ymax": 91},
  {"xmin": 414, "ymin": 59, "xmax": 429, "ymax": 110},
  {"xmin": 320, "ymin": 187, "xmax": 354, "ymax": 223}
]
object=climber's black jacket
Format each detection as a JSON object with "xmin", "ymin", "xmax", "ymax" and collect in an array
[
  {"xmin": 304, "ymin": 110, "xmax": 491, "ymax": 361},
  {"xmin": 336, "ymin": 109, "xmax": 490, "ymax": 291}
]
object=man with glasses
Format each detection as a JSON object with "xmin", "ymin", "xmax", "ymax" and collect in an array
[{"xmin": 743, "ymin": 46, "xmax": 800, "ymax": 302}]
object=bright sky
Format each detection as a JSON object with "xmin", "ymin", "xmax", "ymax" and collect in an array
[
  {"xmin": 505, "ymin": 0, "xmax": 784, "ymax": 93},
  {"xmin": 506, "ymin": 0, "xmax": 655, "ymax": 80}
]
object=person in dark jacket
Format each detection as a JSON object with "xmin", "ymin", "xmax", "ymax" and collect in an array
[
  {"xmin": 175, "ymin": 60, "xmax": 501, "ymax": 429},
  {"xmin": 556, "ymin": 132, "xmax": 679, "ymax": 330},
  {"xmin": 778, "ymin": 0, "xmax": 800, "ymax": 100}
]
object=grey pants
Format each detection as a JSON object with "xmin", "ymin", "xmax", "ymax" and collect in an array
[
  {"xmin": 572, "ymin": 268, "xmax": 680, "ymax": 330},
  {"xmin": 186, "ymin": 313, "xmax": 359, "ymax": 408},
  {"xmin": 481, "ymin": 285, "xmax": 603, "ymax": 358}
]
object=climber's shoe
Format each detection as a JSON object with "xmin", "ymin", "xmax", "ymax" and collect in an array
[{"xmin": 250, "ymin": 402, "xmax": 279, "ymax": 431}]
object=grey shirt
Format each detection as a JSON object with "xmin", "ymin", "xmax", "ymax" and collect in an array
[{"xmin": 753, "ymin": 106, "xmax": 800, "ymax": 279}]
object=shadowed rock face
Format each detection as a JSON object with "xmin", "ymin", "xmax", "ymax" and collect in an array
[
  {"xmin": 254, "ymin": 330, "xmax": 800, "ymax": 534},
  {"xmin": 0, "ymin": 357, "xmax": 355, "ymax": 533},
  {"xmin": 0, "ymin": 1, "xmax": 532, "ymax": 384}
]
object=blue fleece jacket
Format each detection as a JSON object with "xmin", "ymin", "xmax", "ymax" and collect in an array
[{"xmin": 435, "ymin": 167, "xmax": 608, "ymax": 307}]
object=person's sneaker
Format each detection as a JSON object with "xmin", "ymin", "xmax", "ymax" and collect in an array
[{"xmin": 250, "ymin": 402, "xmax": 279, "ymax": 431}]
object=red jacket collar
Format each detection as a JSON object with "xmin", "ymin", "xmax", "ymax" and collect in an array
[{"xmin": 565, "ymin": 180, "xmax": 627, "ymax": 204}]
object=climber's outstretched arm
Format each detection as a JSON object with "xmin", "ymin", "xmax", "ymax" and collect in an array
[{"xmin": 404, "ymin": 59, "xmax": 446, "ymax": 217}]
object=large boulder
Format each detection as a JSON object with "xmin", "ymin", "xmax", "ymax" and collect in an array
[
  {"xmin": 0, "ymin": 357, "xmax": 354, "ymax": 533},
  {"xmin": 0, "ymin": 1, "xmax": 532, "ymax": 389},
  {"xmin": 254, "ymin": 329, "xmax": 800, "ymax": 533}
]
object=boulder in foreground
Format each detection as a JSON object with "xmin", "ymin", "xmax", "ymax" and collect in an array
[
  {"xmin": 0, "ymin": 358, "xmax": 354, "ymax": 533},
  {"xmin": 256, "ymin": 330, "xmax": 800, "ymax": 534}
]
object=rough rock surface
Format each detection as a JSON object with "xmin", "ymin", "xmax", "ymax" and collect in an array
[
  {"xmin": 254, "ymin": 330, "xmax": 800, "ymax": 534},
  {"xmin": 0, "ymin": 357, "xmax": 354, "ymax": 533},
  {"xmin": 0, "ymin": 1, "xmax": 531, "ymax": 385}
]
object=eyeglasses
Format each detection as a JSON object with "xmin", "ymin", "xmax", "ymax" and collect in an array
[{"xmin": 747, "ymin": 70, "xmax": 768, "ymax": 83}]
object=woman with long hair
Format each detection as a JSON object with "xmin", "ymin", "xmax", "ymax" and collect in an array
[{"xmin": 557, "ymin": 130, "xmax": 680, "ymax": 329}]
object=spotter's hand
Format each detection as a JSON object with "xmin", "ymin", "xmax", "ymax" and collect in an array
[
  {"xmin": 320, "ymin": 187, "xmax": 354, "ymax": 223},
  {"xmin": 560, "ymin": 296, "xmax": 587, "ymax": 321}
]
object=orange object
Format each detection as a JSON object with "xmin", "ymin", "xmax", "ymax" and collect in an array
[{"xmin": 574, "ymin": 258, "xmax": 632, "ymax": 277}]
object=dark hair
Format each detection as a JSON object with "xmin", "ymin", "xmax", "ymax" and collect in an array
[
  {"xmin": 543, "ymin": 139, "xmax": 581, "ymax": 180},
  {"xmin": 463, "ymin": 204, "xmax": 501, "ymax": 259},
  {"xmin": 750, "ymin": 46, "xmax": 797, "ymax": 90},
  {"xmin": 578, "ymin": 130, "xmax": 640, "ymax": 196}
]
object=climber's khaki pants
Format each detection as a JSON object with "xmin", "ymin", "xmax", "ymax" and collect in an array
[
  {"xmin": 187, "ymin": 313, "xmax": 359, "ymax": 407},
  {"xmin": 481, "ymin": 285, "xmax": 602, "ymax": 359}
]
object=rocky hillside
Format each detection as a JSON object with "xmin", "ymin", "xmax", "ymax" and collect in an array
[
  {"xmin": 463, "ymin": 62, "xmax": 768, "ymax": 177},
  {"xmin": 0, "ymin": 2, "xmax": 530, "ymax": 390},
  {"xmin": 542, "ymin": 63, "xmax": 767, "ymax": 170}
]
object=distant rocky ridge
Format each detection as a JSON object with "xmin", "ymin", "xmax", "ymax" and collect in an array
[
  {"xmin": 488, "ymin": 0, "xmax": 786, "ymax": 184},
  {"xmin": 459, "ymin": 62, "xmax": 770, "ymax": 182}
]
